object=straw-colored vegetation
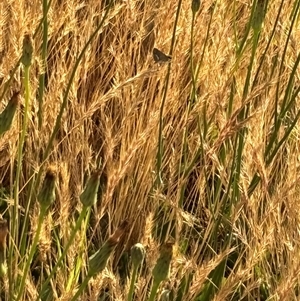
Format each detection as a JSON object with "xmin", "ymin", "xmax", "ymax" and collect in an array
[{"xmin": 0, "ymin": 0, "xmax": 300, "ymax": 300}]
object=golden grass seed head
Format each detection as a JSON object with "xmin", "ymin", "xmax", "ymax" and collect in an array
[
  {"xmin": 0, "ymin": 91, "xmax": 19, "ymax": 137},
  {"xmin": 131, "ymin": 243, "xmax": 146, "ymax": 269},
  {"xmin": 80, "ymin": 170, "xmax": 101, "ymax": 207},
  {"xmin": 21, "ymin": 34, "xmax": 33, "ymax": 67},
  {"xmin": 152, "ymin": 242, "xmax": 173, "ymax": 284},
  {"xmin": 37, "ymin": 166, "xmax": 57, "ymax": 209}
]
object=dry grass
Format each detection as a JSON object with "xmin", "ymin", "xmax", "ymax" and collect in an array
[{"xmin": 0, "ymin": 0, "xmax": 300, "ymax": 300}]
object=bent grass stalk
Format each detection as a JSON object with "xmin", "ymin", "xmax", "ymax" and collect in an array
[
  {"xmin": 37, "ymin": 206, "xmax": 89, "ymax": 300},
  {"xmin": 15, "ymin": 205, "xmax": 47, "ymax": 301},
  {"xmin": 65, "ymin": 208, "xmax": 91, "ymax": 292},
  {"xmin": 66, "ymin": 170, "xmax": 101, "ymax": 291},
  {"xmin": 69, "ymin": 222, "xmax": 127, "ymax": 301},
  {"xmin": 15, "ymin": 167, "xmax": 56, "ymax": 300},
  {"xmin": 0, "ymin": 92, "xmax": 19, "ymax": 137},
  {"xmin": 148, "ymin": 242, "xmax": 173, "ymax": 301}
]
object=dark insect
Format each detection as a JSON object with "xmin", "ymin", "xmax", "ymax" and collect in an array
[{"xmin": 153, "ymin": 48, "xmax": 172, "ymax": 63}]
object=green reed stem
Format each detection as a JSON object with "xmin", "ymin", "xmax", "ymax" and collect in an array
[
  {"xmin": 15, "ymin": 205, "xmax": 47, "ymax": 301},
  {"xmin": 127, "ymin": 265, "xmax": 138, "ymax": 301}
]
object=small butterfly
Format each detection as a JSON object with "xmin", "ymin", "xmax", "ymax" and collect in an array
[{"xmin": 153, "ymin": 48, "xmax": 172, "ymax": 63}]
